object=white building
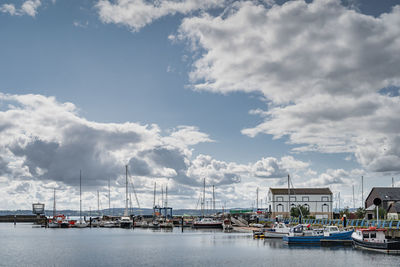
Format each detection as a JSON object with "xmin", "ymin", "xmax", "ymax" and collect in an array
[{"xmin": 268, "ymin": 188, "xmax": 333, "ymax": 219}]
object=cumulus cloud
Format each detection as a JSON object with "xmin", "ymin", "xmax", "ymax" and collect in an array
[
  {"xmin": 177, "ymin": 0, "xmax": 400, "ymax": 173},
  {"xmin": 96, "ymin": 0, "xmax": 226, "ymax": 32},
  {"xmin": 1, "ymin": 0, "xmax": 41, "ymax": 17},
  {"xmin": 0, "ymin": 93, "xmax": 312, "ymax": 209}
]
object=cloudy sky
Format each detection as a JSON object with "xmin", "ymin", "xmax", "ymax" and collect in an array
[{"xmin": 1, "ymin": 0, "xmax": 399, "ymax": 211}]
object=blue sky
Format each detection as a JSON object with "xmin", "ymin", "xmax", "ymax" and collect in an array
[{"xmin": 0, "ymin": 0, "xmax": 400, "ymax": 210}]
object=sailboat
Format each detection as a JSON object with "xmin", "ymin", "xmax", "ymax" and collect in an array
[
  {"xmin": 120, "ymin": 165, "xmax": 133, "ymax": 228},
  {"xmin": 48, "ymin": 188, "xmax": 59, "ymax": 228},
  {"xmin": 75, "ymin": 170, "xmax": 88, "ymax": 228}
]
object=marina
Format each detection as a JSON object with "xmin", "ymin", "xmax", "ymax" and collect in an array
[{"xmin": 0, "ymin": 223, "xmax": 399, "ymax": 267}]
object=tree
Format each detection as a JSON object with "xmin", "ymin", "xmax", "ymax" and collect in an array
[
  {"xmin": 355, "ymin": 207, "xmax": 366, "ymax": 219},
  {"xmin": 290, "ymin": 205, "xmax": 310, "ymax": 217},
  {"xmin": 378, "ymin": 207, "xmax": 387, "ymax": 219},
  {"xmin": 340, "ymin": 207, "xmax": 350, "ymax": 218}
]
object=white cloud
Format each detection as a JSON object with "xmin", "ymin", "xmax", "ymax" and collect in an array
[
  {"xmin": 0, "ymin": 4, "xmax": 17, "ymax": 15},
  {"xmin": 96, "ymin": 0, "xmax": 226, "ymax": 32},
  {"xmin": 177, "ymin": 0, "xmax": 400, "ymax": 173},
  {"xmin": 0, "ymin": 93, "xmax": 311, "ymax": 209},
  {"xmin": 1, "ymin": 0, "xmax": 41, "ymax": 17}
]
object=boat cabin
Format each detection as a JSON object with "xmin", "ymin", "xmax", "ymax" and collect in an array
[{"xmin": 354, "ymin": 228, "xmax": 386, "ymax": 243}]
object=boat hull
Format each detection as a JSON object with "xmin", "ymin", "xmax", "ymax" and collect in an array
[
  {"xmin": 283, "ymin": 230, "xmax": 353, "ymax": 244},
  {"xmin": 353, "ymin": 238, "xmax": 400, "ymax": 254},
  {"xmin": 264, "ymin": 231, "xmax": 288, "ymax": 238},
  {"xmin": 193, "ymin": 223, "xmax": 223, "ymax": 229}
]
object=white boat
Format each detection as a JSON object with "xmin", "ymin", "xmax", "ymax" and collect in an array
[
  {"xmin": 193, "ymin": 218, "xmax": 223, "ymax": 229},
  {"xmin": 48, "ymin": 220, "xmax": 59, "ymax": 228},
  {"xmin": 160, "ymin": 220, "xmax": 174, "ymax": 228},
  {"xmin": 103, "ymin": 220, "xmax": 119, "ymax": 228},
  {"xmin": 120, "ymin": 216, "xmax": 133, "ymax": 228},
  {"xmin": 136, "ymin": 220, "xmax": 149, "ymax": 228},
  {"xmin": 263, "ymin": 222, "xmax": 290, "ymax": 238}
]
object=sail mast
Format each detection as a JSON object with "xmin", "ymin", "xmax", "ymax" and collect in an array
[
  {"xmin": 124, "ymin": 165, "xmax": 129, "ymax": 217},
  {"xmin": 108, "ymin": 178, "xmax": 111, "ymax": 215},
  {"xmin": 202, "ymin": 178, "xmax": 205, "ymax": 217},
  {"xmin": 80, "ymin": 170, "xmax": 82, "ymax": 222},
  {"xmin": 53, "ymin": 188, "xmax": 56, "ymax": 218}
]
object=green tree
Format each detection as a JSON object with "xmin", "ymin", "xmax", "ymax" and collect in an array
[
  {"xmin": 340, "ymin": 207, "xmax": 350, "ymax": 218},
  {"xmin": 378, "ymin": 207, "xmax": 386, "ymax": 219},
  {"xmin": 290, "ymin": 205, "xmax": 310, "ymax": 217},
  {"xmin": 355, "ymin": 207, "xmax": 366, "ymax": 219}
]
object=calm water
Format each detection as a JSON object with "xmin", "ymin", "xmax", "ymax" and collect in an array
[{"xmin": 0, "ymin": 223, "xmax": 398, "ymax": 267}]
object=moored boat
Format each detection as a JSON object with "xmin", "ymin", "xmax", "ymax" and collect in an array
[
  {"xmin": 263, "ymin": 222, "xmax": 290, "ymax": 238},
  {"xmin": 193, "ymin": 218, "xmax": 223, "ymax": 229},
  {"xmin": 352, "ymin": 227, "xmax": 400, "ymax": 254},
  {"xmin": 283, "ymin": 225, "xmax": 353, "ymax": 244}
]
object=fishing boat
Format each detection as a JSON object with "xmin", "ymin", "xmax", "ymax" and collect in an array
[
  {"xmin": 352, "ymin": 227, "xmax": 400, "ymax": 254},
  {"xmin": 193, "ymin": 218, "xmax": 223, "ymax": 229},
  {"xmin": 263, "ymin": 222, "xmax": 290, "ymax": 238},
  {"xmin": 283, "ymin": 225, "xmax": 353, "ymax": 244}
]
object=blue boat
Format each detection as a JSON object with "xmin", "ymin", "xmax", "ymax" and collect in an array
[{"xmin": 283, "ymin": 225, "xmax": 353, "ymax": 244}]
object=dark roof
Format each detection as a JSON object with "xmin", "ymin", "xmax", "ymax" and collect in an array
[
  {"xmin": 366, "ymin": 187, "xmax": 400, "ymax": 202},
  {"xmin": 387, "ymin": 202, "xmax": 400, "ymax": 213},
  {"xmin": 269, "ymin": 188, "xmax": 332, "ymax": 195}
]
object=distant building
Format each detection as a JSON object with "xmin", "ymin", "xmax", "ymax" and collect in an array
[
  {"xmin": 364, "ymin": 187, "xmax": 400, "ymax": 210},
  {"xmin": 364, "ymin": 187, "xmax": 400, "ymax": 220},
  {"xmin": 387, "ymin": 202, "xmax": 400, "ymax": 220},
  {"xmin": 268, "ymin": 188, "xmax": 333, "ymax": 219}
]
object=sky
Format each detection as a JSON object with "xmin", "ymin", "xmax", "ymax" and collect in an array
[{"xmin": 0, "ymin": 0, "xmax": 400, "ymax": 212}]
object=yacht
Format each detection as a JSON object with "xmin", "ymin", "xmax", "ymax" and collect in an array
[{"xmin": 120, "ymin": 216, "xmax": 133, "ymax": 228}]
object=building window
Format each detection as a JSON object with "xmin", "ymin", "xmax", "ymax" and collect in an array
[
  {"xmin": 290, "ymin": 196, "xmax": 296, "ymax": 202},
  {"xmin": 322, "ymin": 204, "xmax": 329, "ymax": 212},
  {"xmin": 302, "ymin": 196, "xmax": 309, "ymax": 201},
  {"xmin": 276, "ymin": 196, "xmax": 283, "ymax": 201},
  {"xmin": 277, "ymin": 204, "xmax": 284, "ymax": 212},
  {"xmin": 321, "ymin": 196, "xmax": 329, "ymax": 201}
]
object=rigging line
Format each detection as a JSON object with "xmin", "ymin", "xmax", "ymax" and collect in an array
[{"xmin": 127, "ymin": 168, "xmax": 141, "ymax": 211}]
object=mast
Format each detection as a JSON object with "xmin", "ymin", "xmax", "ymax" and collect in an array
[
  {"xmin": 161, "ymin": 186, "xmax": 164, "ymax": 208},
  {"xmin": 53, "ymin": 188, "xmax": 56, "ymax": 218},
  {"xmin": 392, "ymin": 177, "xmax": 394, "ymax": 187},
  {"xmin": 256, "ymin": 187, "xmax": 259, "ymax": 211},
  {"xmin": 361, "ymin": 176, "xmax": 364, "ymax": 208},
  {"xmin": 212, "ymin": 185, "xmax": 215, "ymax": 214},
  {"xmin": 288, "ymin": 174, "xmax": 290, "ymax": 217},
  {"xmin": 202, "ymin": 178, "xmax": 206, "ymax": 217},
  {"xmin": 80, "ymin": 170, "xmax": 82, "ymax": 222},
  {"xmin": 352, "ymin": 185, "xmax": 355, "ymax": 210},
  {"xmin": 153, "ymin": 182, "xmax": 156, "ymax": 208},
  {"xmin": 108, "ymin": 178, "xmax": 111, "ymax": 215},
  {"xmin": 124, "ymin": 165, "xmax": 129, "ymax": 217},
  {"xmin": 97, "ymin": 190, "xmax": 100, "ymax": 216},
  {"xmin": 165, "ymin": 185, "xmax": 168, "ymax": 208}
]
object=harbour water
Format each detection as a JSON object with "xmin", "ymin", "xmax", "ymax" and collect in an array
[{"xmin": 0, "ymin": 223, "xmax": 398, "ymax": 267}]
